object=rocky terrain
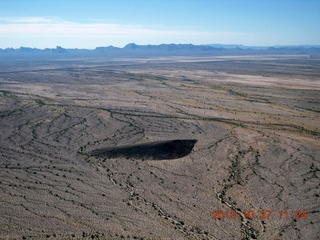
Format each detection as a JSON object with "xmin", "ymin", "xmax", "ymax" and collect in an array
[{"xmin": 0, "ymin": 55, "xmax": 319, "ymax": 239}]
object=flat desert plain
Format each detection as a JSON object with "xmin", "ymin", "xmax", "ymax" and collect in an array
[{"xmin": 0, "ymin": 55, "xmax": 319, "ymax": 239}]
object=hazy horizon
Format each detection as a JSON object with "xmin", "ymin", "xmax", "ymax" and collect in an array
[
  {"xmin": 1, "ymin": 0, "xmax": 320, "ymax": 49},
  {"xmin": 2, "ymin": 42, "xmax": 320, "ymax": 51}
]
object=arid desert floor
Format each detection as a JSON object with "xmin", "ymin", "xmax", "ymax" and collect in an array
[{"xmin": 0, "ymin": 55, "xmax": 319, "ymax": 239}]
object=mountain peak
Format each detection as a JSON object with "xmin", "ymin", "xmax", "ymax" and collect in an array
[{"xmin": 124, "ymin": 43, "xmax": 138, "ymax": 50}]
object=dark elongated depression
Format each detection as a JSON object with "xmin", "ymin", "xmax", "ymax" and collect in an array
[{"xmin": 90, "ymin": 139, "xmax": 197, "ymax": 160}]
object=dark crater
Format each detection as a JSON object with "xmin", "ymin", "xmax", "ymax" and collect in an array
[{"xmin": 90, "ymin": 139, "xmax": 197, "ymax": 160}]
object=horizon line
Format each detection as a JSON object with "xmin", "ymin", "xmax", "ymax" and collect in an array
[{"xmin": 1, "ymin": 43, "xmax": 320, "ymax": 51}]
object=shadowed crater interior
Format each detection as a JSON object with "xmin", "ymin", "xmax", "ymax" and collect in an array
[{"xmin": 90, "ymin": 139, "xmax": 197, "ymax": 160}]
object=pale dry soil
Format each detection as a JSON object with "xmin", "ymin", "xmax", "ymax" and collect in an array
[{"xmin": 0, "ymin": 56, "xmax": 319, "ymax": 239}]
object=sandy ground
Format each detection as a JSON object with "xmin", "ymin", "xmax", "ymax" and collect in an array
[{"xmin": 0, "ymin": 55, "xmax": 319, "ymax": 239}]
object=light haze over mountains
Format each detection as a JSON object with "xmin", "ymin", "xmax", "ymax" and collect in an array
[{"xmin": 0, "ymin": 0, "xmax": 319, "ymax": 49}]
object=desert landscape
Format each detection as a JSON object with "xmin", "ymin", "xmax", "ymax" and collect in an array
[{"xmin": 0, "ymin": 54, "xmax": 319, "ymax": 239}]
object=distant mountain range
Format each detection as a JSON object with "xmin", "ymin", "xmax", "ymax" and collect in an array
[
  {"xmin": 1, "ymin": 43, "xmax": 320, "ymax": 58},
  {"xmin": 205, "ymin": 44, "xmax": 320, "ymax": 50}
]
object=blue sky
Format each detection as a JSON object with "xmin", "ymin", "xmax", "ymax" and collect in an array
[{"xmin": 0, "ymin": 0, "xmax": 319, "ymax": 49}]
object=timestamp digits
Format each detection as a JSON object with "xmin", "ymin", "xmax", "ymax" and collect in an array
[{"xmin": 212, "ymin": 209, "xmax": 307, "ymax": 220}]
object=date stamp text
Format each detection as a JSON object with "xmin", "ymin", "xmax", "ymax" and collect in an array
[{"xmin": 212, "ymin": 210, "xmax": 307, "ymax": 220}]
